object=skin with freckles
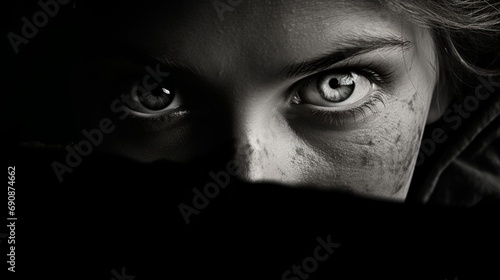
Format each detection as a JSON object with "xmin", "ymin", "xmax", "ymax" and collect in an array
[{"xmin": 72, "ymin": 0, "xmax": 439, "ymax": 201}]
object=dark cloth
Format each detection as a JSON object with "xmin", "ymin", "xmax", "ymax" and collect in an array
[
  {"xmin": 6, "ymin": 146, "xmax": 500, "ymax": 280},
  {"xmin": 7, "ymin": 77, "xmax": 500, "ymax": 280},
  {"xmin": 409, "ymin": 76, "xmax": 500, "ymax": 206}
]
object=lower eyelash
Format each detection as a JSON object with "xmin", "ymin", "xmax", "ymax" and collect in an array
[
  {"xmin": 308, "ymin": 91, "xmax": 387, "ymax": 127},
  {"xmin": 123, "ymin": 107, "xmax": 191, "ymax": 132}
]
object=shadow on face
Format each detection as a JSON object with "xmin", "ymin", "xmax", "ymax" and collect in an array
[{"xmin": 71, "ymin": 0, "xmax": 438, "ymax": 201}]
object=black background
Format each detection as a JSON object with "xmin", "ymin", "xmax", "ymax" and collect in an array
[{"xmin": 3, "ymin": 1, "xmax": 500, "ymax": 279}]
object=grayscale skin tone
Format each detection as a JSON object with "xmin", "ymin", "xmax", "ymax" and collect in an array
[{"xmin": 72, "ymin": 0, "xmax": 444, "ymax": 201}]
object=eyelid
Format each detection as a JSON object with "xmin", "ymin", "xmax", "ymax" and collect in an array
[
  {"xmin": 292, "ymin": 59, "xmax": 395, "ymax": 97},
  {"xmin": 291, "ymin": 91, "xmax": 387, "ymax": 127},
  {"xmin": 120, "ymin": 73, "xmax": 187, "ymax": 115},
  {"xmin": 341, "ymin": 62, "xmax": 395, "ymax": 92},
  {"xmin": 287, "ymin": 42, "xmax": 403, "ymax": 87},
  {"xmin": 281, "ymin": 39, "xmax": 411, "ymax": 79},
  {"xmin": 123, "ymin": 105, "xmax": 193, "ymax": 132},
  {"xmin": 287, "ymin": 60, "xmax": 394, "ymax": 127}
]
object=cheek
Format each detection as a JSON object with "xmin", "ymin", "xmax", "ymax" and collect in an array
[
  {"xmin": 294, "ymin": 33, "xmax": 437, "ymax": 198},
  {"xmin": 296, "ymin": 89, "xmax": 430, "ymax": 199},
  {"xmin": 357, "ymin": 90, "xmax": 428, "ymax": 198}
]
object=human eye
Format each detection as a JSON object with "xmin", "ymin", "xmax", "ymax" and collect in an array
[
  {"xmin": 121, "ymin": 74, "xmax": 193, "ymax": 131},
  {"xmin": 289, "ymin": 63, "xmax": 394, "ymax": 127}
]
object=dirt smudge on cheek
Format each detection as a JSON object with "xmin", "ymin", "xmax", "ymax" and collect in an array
[
  {"xmin": 233, "ymin": 142, "xmax": 255, "ymax": 177},
  {"xmin": 264, "ymin": 147, "xmax": 269, "ymax": 158},
  {"xmin": 407, "ymin": 94, "xmax": 417, "ymax": 113},
  {"xmin": 391, "ymin": 120, "xmax": 426, "ymax": 195},
  {"xmin": 295, "ymin": 147, "xmax": 304, "ymax": 156},
  {"xmin": 361, "ymin": 154, "xmax": 369, "ymax": 167},
  {"xmin": 391, "ymin": 126, "xmax": 422, "ymax": 195},
  {"xmin": 359, "ymin": 146, "xmax": 378, "ymax": 168},
  {"xmin": 395, "ymin": 134, "xmax": 401, "ymax": 144}
]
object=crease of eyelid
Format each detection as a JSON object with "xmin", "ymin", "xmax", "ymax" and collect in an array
[
  {"xmin": 279, "ymin": 36, "xmax": 412, "ymax": 81},
  {"xmin": 152, "ymin": 37, "xmax": 411, "ymax": 81}
]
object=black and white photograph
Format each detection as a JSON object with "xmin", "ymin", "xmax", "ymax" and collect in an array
[{"xmin": 3, "ymin": 0, "xmax": 500, "ymax": 279}]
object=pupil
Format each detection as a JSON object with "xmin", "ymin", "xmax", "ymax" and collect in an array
[
  {"xmin": 329, "ymin": 78, "xmax": 340, "ymax": 89},
  {"xmin": 138, "ymin": 86, "xmax": 174, "ymax": 110},
  {"xmin": 151, "ymin": 87, "xmax": 165, "ymax": 97}
]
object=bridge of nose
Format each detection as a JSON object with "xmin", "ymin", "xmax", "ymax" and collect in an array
[{"xmin": 160, "ymin": 6, "xmax": 311, "ymax": 181}]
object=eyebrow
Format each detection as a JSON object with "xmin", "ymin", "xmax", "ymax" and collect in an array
[
  {"xmin": 94, "ymin": 45, "xmax": 204, "ymax": 79},
  {"xmin": 154, "ymin": 57, "xmax": 204, "ymax": 80},
  {"xmin": 109, "ymin": 35, "xmax": 411, "ymax": 81},
  {"xmin": 279, "ymin": 35, "xmax": 412, "ymax": 80}
]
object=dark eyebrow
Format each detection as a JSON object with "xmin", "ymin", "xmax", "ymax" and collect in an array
[
  {"xmin": 104, "ymin": 35, "xmax": 410, "ymax": 81},
  {"xmin": 153, "ymin": 56, "xmax": 204, "ymax": 79},
  {"xmin": 280, "ymin": 36, "xmax": 412, "ymax": 80},
  {"xmin": 94, "ymin": 44, "xmax": 203, "ymax": 79}
]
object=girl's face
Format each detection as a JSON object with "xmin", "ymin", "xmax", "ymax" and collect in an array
[{"xmin": 74, "ymin": 0, "xmax": 438, "ymax": 200}]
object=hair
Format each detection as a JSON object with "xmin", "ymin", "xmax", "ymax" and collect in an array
[{"xmin": 379, "ymin": 0, "xmax": 500, "ymax": 98}]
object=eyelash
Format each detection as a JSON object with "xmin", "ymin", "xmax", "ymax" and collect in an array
[
  {"xmin": 292, "ymin": 62, "xmax": 394, "ymax": 126},
  {"xmin": 125, "ymin": 106, "xmax": 191, "ymax": 132},
  {"xmin": 122, "ymin": 61, "xmax": 395, "ymax": 131},
  {"xmin": 353, "ymin": 61, "xmax": 396, "ymax": 86},
  {"xmin": 304, "ymin": 91, "xmax": 387, "ymax": 126}
]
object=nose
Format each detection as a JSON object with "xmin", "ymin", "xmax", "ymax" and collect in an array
[{"xmin": 228, "ymin": 100, "xmax": 304, "ymax": 185}]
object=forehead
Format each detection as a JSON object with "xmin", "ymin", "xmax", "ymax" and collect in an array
[{"xmin": 84, "ymin": 0, "xmax": 419, "ymax": 82}]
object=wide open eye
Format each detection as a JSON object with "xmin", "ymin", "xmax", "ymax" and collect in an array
[
  {"xmin": 293, "ymin": 71, "xmax": 372, "ymax": 108},
  {"xmin": 125, "ymin": 78, "xmax": 185, "ymax": 117}
]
